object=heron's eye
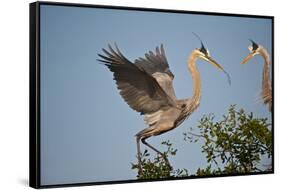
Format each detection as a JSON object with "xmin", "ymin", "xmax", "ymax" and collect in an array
[
  {"xmin": 200, "ymin": 47, "xmax": 207, "ymax": 55},
  {"xmin": 206, "ymin": 49, "xmax": 211, "ymax": 57},
  {"xmin": 248, "ymin": 46, "xmax": 253, "ymax": 52}
]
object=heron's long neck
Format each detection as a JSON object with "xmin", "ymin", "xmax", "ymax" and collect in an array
[
  {"xmin": 259, "ymin": 47, "xmax": 272, "ymax": 110},
  {"xmin": 186, "ymin": 51, "xmax": 201, "ymax": 109}
]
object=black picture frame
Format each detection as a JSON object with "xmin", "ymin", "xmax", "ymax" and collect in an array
[{"xmin": 29, "ymin": 1, "xmax": 274, "ymax": 188}]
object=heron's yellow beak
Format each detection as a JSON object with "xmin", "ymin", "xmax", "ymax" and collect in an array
[
  {"xmin": 206, "ymin": 56, "xmax": 224, "ymax": 71},
  {"xmin": 201, "ymin": 54, "xmax": 223, "ymax": 71},
  {"xmin": 241, "ymin": 52, "xmax": 254, "ymax": 64},
  {"xmin": 204, "ymin": 55, "xmax": 231, "ymax": 85}
]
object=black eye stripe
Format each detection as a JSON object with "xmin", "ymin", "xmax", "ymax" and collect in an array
[
  {"xmin": 252, "ymin": 43, "xmax": 259, "ymax": 51},
  {"xmin": 200, "ymin": 44, "xmax": 208, "ymax": 55},
  {"xmin": 249, "ymin": 39, "xmax": 259, "ymax": 51}
]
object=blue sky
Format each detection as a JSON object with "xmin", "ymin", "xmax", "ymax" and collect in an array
[{"xmin": 40, "ymin": 5, "xmax": 272, "ymax": 185}]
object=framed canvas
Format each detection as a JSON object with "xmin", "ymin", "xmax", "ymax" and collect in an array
[{"xmin": 29, "ymin": 1, "xmax": 274, "ymax": 188}]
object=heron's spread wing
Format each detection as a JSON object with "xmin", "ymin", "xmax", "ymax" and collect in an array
[
  {"xmin": 97, "ymin": 44, "xmax": 176, "ymax": 114},
  {"xmin": 134, "ymin": 44, "xmax": 177, "ymax": 100}
]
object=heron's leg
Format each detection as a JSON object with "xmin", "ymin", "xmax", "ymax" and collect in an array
[
  {"xmin": 141, "ymin": 138, "xmax": 172, "ymax": 169},
  {"xmin": 135, "ymin": 127, "xmax": 155, "ymax": 174},
  {"xmin": 136, "ymin": 135, "xmax": 143, "ymax": 175}
]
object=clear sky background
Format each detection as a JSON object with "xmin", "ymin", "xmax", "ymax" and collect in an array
[{"xmin": 40, "ymin": 4, "xmax": 272, "ymax": 185}]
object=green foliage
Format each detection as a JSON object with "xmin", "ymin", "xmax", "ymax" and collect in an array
[
  {"xmin": 185, "ymin": 105, "xmax": 272, "ymax": 175},
  {"xmin": 131, "ymin": 105, "xmax": 272, "ymax": 179},
  {"xmin": 131, "ymin": 140, "xmax": 188, "ymax": 179}
]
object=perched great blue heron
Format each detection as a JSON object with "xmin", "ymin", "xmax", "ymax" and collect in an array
[
  {"xmin": 241, "ymin": 40, "xmax": 272, "ymax": 111},
  {"xmin": 97, "ymin": 38, "xmax": 230, "ymax": 172}
]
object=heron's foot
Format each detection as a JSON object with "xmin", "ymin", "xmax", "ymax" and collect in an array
[
  {"xmin": 160, "ymin": 153, "xmax": 172, "ymax": 170},
  {"xmin": 138, "ymin": 162, "xmax": 143, "ymax": 177},
  {"xmin": 138, "ymin": 169, "xmax": 143, "ymax": 178},
  {"xmin": 137, "ymin": 153, "xmax": 144, "ymax": 178}
]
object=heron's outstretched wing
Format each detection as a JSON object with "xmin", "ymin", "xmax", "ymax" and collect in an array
[
  {"xmin": 134, "ymin": 44, "xmax": 177, "ymax": 100},
  {"xmin": 97, "ymin": 44, "xmax": 176, "ymax": 114}
]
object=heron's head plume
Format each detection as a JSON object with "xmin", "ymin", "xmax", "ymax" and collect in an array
[
  {"xmin": 192, "ymin": 32, "xmax": 231, "ymax": 85},
  {"xmin": 192, "ymin": 32, "xmax": 210, "ymax": 56},
  {"xmin": 241, "ymin": 39, "xmax": 260, "ymax": 64}
]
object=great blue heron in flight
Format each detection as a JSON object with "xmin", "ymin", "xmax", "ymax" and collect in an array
[
  {"xmin": 97, "ymin": 37, "xmax": 230, "ymax": 173},
  {"xmin": 241, "ymin": 40, "xmax": 272, "ymax": 111}
]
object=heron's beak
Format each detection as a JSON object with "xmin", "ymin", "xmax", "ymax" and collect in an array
[
  {"xmin": 241, "ymin": 52, "xmax": 254, "ymax": 64},
  {"xmin": 206, "ymin": 56, "xmax": 224, "ymax": 71},
  {"xmin": 205, "ymin": 56, "xmax": 232, "ymax": 85}
]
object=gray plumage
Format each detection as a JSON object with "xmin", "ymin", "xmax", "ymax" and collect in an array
[
  {"xmin": 241, "ymin": 42, "xmax": 272, "ymax": 112},
  {"xmin": 98, "ymin": 42, "xmax": 227, "ymax": 173},
  {"xmin": 98, "ymin": 44, "xmax": 177, "ymax": 115}
]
